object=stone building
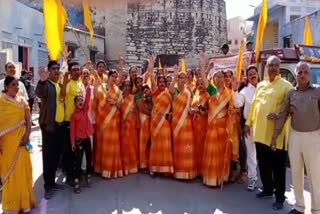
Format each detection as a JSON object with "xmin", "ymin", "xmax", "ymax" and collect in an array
[
  {"xmin": 124, "ymin": 0, "xmax": 227, "ymax": 67},
  {"xmin": 16, "ymin": 0, "xmax": 227, "ymax": 69}
]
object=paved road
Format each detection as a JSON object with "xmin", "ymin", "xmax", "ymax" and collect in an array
[{"xmin": 0, "ymin": 116, "xmax": 313, "ymax": 214}]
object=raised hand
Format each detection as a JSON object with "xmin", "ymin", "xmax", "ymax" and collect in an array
[
  {"xmin": 148, "ymin": 54, "xmax": 154, "ymax": 72},
  {"xmin": 39, "ymin": 66, "xmax": 48, "ymax": 82},
  {"xmin": 231, "ymin": 76, "xmax": 240, "ymax": 91},
  {"xmin": 173, "ymin": 64, "xmax": 179, "ymax": 76},
  {"xmin": 62, "ymin": 44, "xmax": 71, "ymax": 61}
]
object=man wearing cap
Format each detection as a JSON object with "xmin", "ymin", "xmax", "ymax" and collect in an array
[
  {"xmin": 272, "ymin": 62, "xmax": 320, "ymax": 214},
  {"xmin": 245, "ymin": 55, "xmax": 292, "ymax": 210}
]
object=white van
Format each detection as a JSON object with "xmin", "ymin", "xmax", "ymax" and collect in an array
[{"xmin": 258, "ymin": 44, "xmax": 320, "ymax": 85}]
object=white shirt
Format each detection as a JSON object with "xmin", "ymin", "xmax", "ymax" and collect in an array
[
  {"xmin": 81, "ymin": 84, "xmax": 95, "ymax": 125},
  {"xmin": 234, "ymin": 83, "xmax": 256, "ymax": 119},
  {"xmin": 0, "ymin": 78, "xmax": 29, "ymax": 101}
]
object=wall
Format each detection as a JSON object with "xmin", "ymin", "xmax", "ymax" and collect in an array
[
  {"xmin": 251, "ymin": 0, "xmax": 320, "ymax": 49},
  {"xmin": 227, "ymin": 17, "xmax": 249, "ymax": 54},
  {"xmin": 281, "ymin": 10, "xmax": 320, "ymax": 46},
  {"xmin": 0, "ymin": 0, "xmax": 47, "ymax": 81},
  {"xmin": 125, "ymin": 0, "xmax": 227, "ymax": 67},
  {"xmin": 64, "ymin": 27, "xmax": 105, "ymax": 65}
]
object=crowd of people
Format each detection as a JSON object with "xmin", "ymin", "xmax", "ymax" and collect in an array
[{"xmin": 0, "ymin": 47, "xmax": 319, "ymax": 214}]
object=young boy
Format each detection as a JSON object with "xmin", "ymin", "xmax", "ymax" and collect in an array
[{"xmin": 70, "ymin": 87, "xmax": 93, "ymax": 194}]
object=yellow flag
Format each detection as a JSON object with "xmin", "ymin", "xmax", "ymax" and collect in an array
[
  {"xmin": 236, "ymin": 40, "xmax": 245, "ymax": 81},
  {"xmin": 43, "ymin": 0, "xmax": 67, "ymax": 60},
  {"xmin": 158, "ymin": 58, "xmax": 163, "ymax": 69},
  {"xmin": 57, "ymin": 0, "xmax": 67, "ymax": 48},
  {"xmin": 255, "ymin": 0, "xmax": 268, "ymax": 63},
  {"xmin": 303, "ymin": 17, "xmax": 313, "ymax": 46},
  {"xmin": 83, "ymin": 0, "xmax": 94, "ymax": 45},
  {"xmin": 181, "ymin": 58, "xmax": 186, "ymax": 73}
]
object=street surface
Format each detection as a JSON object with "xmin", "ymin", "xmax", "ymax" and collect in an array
[{"xmin": 0, "ymin": 115, "xmax": 313, "ymax": 214}]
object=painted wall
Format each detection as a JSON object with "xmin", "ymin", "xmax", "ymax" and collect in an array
[
  {"xmin": 0, "ymin": 0, "xmax": 47, "ymax": 81},
  {"xmin": 251, "ymin": 0, "xmax": 320, "ymax": 49},
  {"xmin": 281, "ymin": 10, "xmax": 320, "ymax": 46}
]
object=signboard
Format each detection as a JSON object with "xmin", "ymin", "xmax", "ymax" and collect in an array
[
  {"xmin": 295, "ymin": 44, "xmax": 320, "ymax": 63},
  {"xmin": 208, "ymin": 52, "xmax": 253, "ymax": 78}
]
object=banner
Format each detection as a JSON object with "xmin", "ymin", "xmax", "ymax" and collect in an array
[{"xmin": 208, "ymin": 52, "xmax": 253, "ymax": 78}]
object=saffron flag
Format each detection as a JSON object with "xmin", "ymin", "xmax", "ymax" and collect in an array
[
  {"xmin": 83, "ymin": 0, "xmax": 94, "ymax": 45},
  {"xmin": 181, "ymin": 58, "xmax": 187, "ymax": 73},
  {"xmin": 255, "ymin": 0, "xmax": 268, "ymax": 63},
  {"xmin": 57, "ymin": 0, "xmax": 67, "ymax": 48},
  {"xmin": 303, "ymin": 17, "xmax": 313, "ymax": 46},
  {"xmin": 43, "ymin": 0, "xmax": 67, "ymax": 60},
  {"xmin": 236, "ymin": 39, "xmax": 245, "ymax": 81}
]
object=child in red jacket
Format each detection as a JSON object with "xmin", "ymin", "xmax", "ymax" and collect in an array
[{"xmin": 70, "ymin": 87, "xmax": 93, "ymax": 194}]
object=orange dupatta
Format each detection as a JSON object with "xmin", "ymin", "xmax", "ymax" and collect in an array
[
  {"xmin": 151, "ymin": 89, "xmax": 172, "ymax": 137},
  {"xmin": 172, "ymin": 88, "xmax": 191, "ymax": 138}
]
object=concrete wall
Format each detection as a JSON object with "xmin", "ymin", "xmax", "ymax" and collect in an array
[
  {"xmin": 227, "ymin": 17, "xmax": 249, "ymax": 54},
  {"xmin": 281, "ymin": 10, "xmax": 320, "ymax": 46},
  {"xmin": 0, "ymin": 0, "xmax": 47, "ymax": 80},
  {"xmin": 251, "ymin": 0, "xmax": 320, "ymax": 49},
  {"xmin": 125, "ymin": 0, "xmax": 227, "ymax": 67},
  {"xmin": 64, "ymin": 27, "xmax": 105, "ymax": 65}
]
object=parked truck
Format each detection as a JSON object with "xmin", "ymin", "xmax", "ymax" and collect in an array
[{"xmin": 210, "ymin": 44, "xmax": 320, "ymax": 85}]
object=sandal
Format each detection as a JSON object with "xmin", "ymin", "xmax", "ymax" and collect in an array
[
  {"xmin": 74, "ymin": 179, "xmax": 81, "ymax": 194},
  {"xmin": 237, "ymin": 172, "xmax": 248, "ymax": 184}
]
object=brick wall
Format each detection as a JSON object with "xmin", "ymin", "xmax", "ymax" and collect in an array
[{"xmin": 126, "ymin": 0, "xmax": 227, "ymax": 67}]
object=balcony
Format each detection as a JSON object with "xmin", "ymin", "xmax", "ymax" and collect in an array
[{"xmin": 247, "ymin": 0, "xmax": 287, "ymax": 21}]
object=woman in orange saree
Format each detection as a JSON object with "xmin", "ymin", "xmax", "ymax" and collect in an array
[
  {"xmin": 120, "ymin": 80, "xmax": 139, "ymax": 175},
  {"xmin": 136, "ymin": 84, "xmax": 152, "ymax": 170},
  {"xmin": 148, "ymin": 57, "xmax": 174, "ymax": 175},
  {"xmin": 0, "ymin": 76, "xmax": 36, "ymax": 214},
  {"xmin": 93, "ymin": 70, "xmax": 123, "ymax": 178},
  {"xmin": 169, "ymin": 67, "xmax": 196, "ymax": 179},
  {"xmin": 200, "ymin": 61, "xmax": 233, "ymax": 187},
  {"xmin": 224, "ymin": 70, "xmax": 242, "ymax": 183},
  {"xmin": 191, "ymin": 78, "xmax": 212, "ymax": 176}
]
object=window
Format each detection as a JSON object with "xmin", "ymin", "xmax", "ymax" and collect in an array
[
  {"xmin": 67, "ymin": 45, "xmax": 77, "ymax": 59},
  {"xmin": 228, "ymin": 40, "xmax": 232, "ymax": 45},
  {"xmin": 89, "ymin": 50, "xmax": 97, "ymax": 63},
  {"xmin": 283, "ymin": 35, "xmax": 292, "ymax": 48},
  {"xmin": 310, "ymin": 67, "xmax": 320, "ymax": 85},
  {"xmin": 290, "ymin": 15, "xmax": 301, "ymax": 22},
  {"xmin": 235, "ymin": 39, "xmax": 238, "ymax": 45},
  {"xmin": 280, "ymin": 68, "xmax": 295, "ymax": 85},
  {"xmin": 2, "ymin": 41, "xmax": 12, "ymax": 49}
]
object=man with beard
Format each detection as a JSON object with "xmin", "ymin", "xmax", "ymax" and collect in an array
[
  {"xmin": 233, "ymin": 65, "xmax": 259, "ymax": 191},
  {"xmin": 272, "ymin": 62, "xmax": 320, "ymax": 214},
  {"xmin": 244, "ymin": 56, "xmax": 292, "ymax": 210}
]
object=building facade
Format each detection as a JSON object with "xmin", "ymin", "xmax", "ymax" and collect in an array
[
  {"xmin": 0, "ymin": 0, "xmax": 106, "ymax": 81},
  {"xmin": 227, "ymin": 16, "xmax": 252, "ymax": 54},
  {"xmin": 90, "ymin": 0, "xmax": 227, "ymax": 68},
  {"xmin": 281, "ymin": 10, "xmax": 320, "ymax": 47},
  {"xmin": 0, "ymin": 0, "xmax": 47, "ymax": 78},
  {"xmin": 125, "ymin": 0, "xmax": 227, "ymax": 67},
  {"xmin": 249, "ymin": 0, "xmax": 320, "ymax": 49}
]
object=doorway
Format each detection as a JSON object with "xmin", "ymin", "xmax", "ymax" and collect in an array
[{"xmin": 18, "ymin": 46, "xmax": 29, "ymax": 70}]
